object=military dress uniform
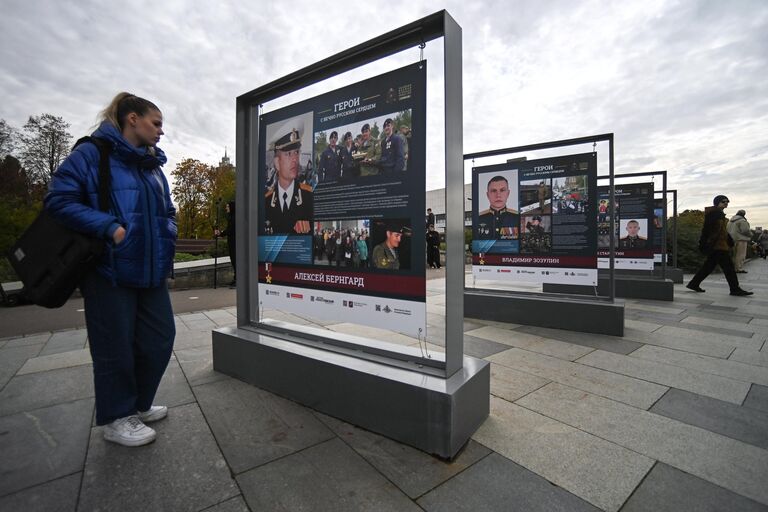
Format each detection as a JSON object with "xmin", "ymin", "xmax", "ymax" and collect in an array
[
  {"xmin": 619, "ymin": 235, "xmax": 647, "ymax": 249},
  {"xmin": 379, "ymin": 134, "xmax": 405, "ymax": 175},
  {"xmin": 264, "ymin": 180, "xmax": 313, "ymax": 234},
  {"xmin": 476, "ymin": 207, "xmax": 519, "ymax": 240},
  {"xmin": 319, "ymin": 145, "xmax": 341, "ymax": 181},
  {"xmin": 371, "ymin": 242, "xmax": 399, "ymax": 269}
]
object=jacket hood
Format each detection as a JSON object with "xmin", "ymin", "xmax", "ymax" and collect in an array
[
  {"xmin": 728, "ymin": 214, "xmax": 745, "ymax": 222},
  {"xmin": 92, "ymin": 121, "xmax": 167, "ymax": 169}
]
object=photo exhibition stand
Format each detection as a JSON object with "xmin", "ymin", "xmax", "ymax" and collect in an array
[
  {"xmin": 212, "ymin": 11, "xmax": 489, "ymax": 459},
  {"xmin": 464, "ymin": 134, "xmax": 625, "ymax": 337},
  {"xmin": 545, "ymin": 171, "xmax": 675, "ymax": 301}
]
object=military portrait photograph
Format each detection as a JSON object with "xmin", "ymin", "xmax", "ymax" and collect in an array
[
  {"xmin": 520, "ymin": 215, "xmax": 552, "ymax": 253},
  {"xmin": 552, "ymin": 175, "xmax": 588, "ymax": 215},
  {"xmin": 313, "ymin": 109, "xmax": 411, "ymax": 182},
  {"xmin": 262, "ymin": 112, "xmax": 315, "ymax": 235},
  {"xmin": 520, "ymin": 178, "xmax": 552, "ymax": 215},
  {"xmin": 474, "ymin": 169, "xmax": 520, "ymax": 240},
  {"xmin": 618, "ymin": 218, "xmax": 648, "ymax": 249},
  {"xmin": 370, "ymin": 218, "xmax": 411, "ymax": 270}
]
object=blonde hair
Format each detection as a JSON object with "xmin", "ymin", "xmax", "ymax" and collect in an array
[{"xmin": 98, "ymin": 92, "xmax": 160, "ymax": 130}]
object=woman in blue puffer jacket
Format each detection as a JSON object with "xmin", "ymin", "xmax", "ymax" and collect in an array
[{"xmin": 45, "ymin": 92, "xmax": 176, "ymax": 447}]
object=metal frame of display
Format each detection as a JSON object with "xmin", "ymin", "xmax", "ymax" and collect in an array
[
  {"xmin": 463, "ymin": 134, "xmax": 626, "ymax": 336},
  {"xmin": 654, "ymin": 188, "xmax": 683, "ymax": 283},
  {"xmin": 213, "ymin": 10, "xmax": 489, "ymax": 459}
]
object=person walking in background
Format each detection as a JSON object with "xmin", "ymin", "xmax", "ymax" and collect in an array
[
  {"xmin": 687, "ymin": 195, "xmax": 752, "ymax": 296},
  {"xmin": 45, "ymin": 92, "xmax": 176, "ymax": 446},
  {"xmin": 215, "ymin": 201, "xmax": 236, "ymax": 287},
  {"xmin": 426, "ymin": 224, "xmax": 441, "ymax": 268},
  {"xmin": 426, "ymin": 208, "xmax": 435, "ymax": 230},
  {"xmin": 727, "ymin": 209, "xmax": 751, "ymax": 273},
  {"xmin": 758, "ymin": 229, "xmax": 768, "ymax": 259}
]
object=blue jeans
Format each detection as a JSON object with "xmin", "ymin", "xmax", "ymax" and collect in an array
[{"xmin": 81, "ymin": 271, "xmax": 175, "ymax": 425}]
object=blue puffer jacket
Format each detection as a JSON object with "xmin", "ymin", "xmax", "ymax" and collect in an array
[{"xmin": 45, "ymin": 122, "xmax": 176, "ymax": 288}]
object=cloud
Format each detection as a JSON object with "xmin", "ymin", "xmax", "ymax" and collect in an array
[{"xmin": 2, "ymin": 0, "xmax": 766, "ymax": 224}]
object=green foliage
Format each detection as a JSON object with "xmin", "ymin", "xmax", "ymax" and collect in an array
[
  {"xmin": 173, "ymin": 252, "xmax": 206, "ymax": 263},
  {"xmin": 670, "ymin": 209, "xmax": 707, "ymax": 271}
]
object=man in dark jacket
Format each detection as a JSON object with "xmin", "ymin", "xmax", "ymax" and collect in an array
[
  {"xmin": 216, "ymin": 201, "xmax": 236, "ymax": 287},
  {"xmin": 687, "ymin": 195, "xmax": 752, "ymax": 296}
]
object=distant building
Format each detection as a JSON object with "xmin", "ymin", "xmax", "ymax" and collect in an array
[{"xmin": 426, "ymin": 184, "xmax": 473, "ymax": 232}]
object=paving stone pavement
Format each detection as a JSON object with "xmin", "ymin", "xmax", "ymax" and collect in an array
[{"xmin": 1, "ymin": 258, "xmax": 767, "ymax": 511}]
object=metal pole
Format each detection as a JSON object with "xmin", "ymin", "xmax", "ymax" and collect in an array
[
  {"xmin": 672, "ymin": 190, "xmax": 678, "ymax": 268},
  {"xmin": 608, "ymin": 135, "xmax": 615, "ymax": 302},
  {"xmin": 661, "ymin": 171, "xmax": 667, "ymax": 281},
  {"xmin": 214, "ymin": 197, "xmax": 221, "ymax": 289}
]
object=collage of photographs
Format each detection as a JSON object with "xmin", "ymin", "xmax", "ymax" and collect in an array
[{"xmin": 475, "ymin": 171, "xmax": 590, "ymax": 254}]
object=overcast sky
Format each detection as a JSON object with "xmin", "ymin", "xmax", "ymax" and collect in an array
[{"xmin": 2, "ymin": 1, "xmax": 766, "ymax": 226}]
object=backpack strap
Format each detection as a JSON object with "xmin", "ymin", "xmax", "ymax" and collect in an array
[{"xmin": 73, "ymin": 136, "xmax": 112, "ymax": 213}]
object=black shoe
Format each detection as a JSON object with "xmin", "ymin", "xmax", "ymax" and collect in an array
[
  {"xmin": 730, "ymin": 289, "xmax": 753, "ymax": 296},
  {"xmin": 686, "ymin": 283, "xmax": 705, "ymax": 293},
  {"xmin": 736, "ymin": 270, "xmax": 747, "ymax": 274}
]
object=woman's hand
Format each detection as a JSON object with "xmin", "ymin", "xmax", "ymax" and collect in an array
[{"xmin": 113, "ymin": 226, "xmax": 126, "ymax": 245}]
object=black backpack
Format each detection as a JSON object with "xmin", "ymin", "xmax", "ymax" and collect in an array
[{"xmin": 6, "ymin": 136, "xmax": 112, "ymax": 308}]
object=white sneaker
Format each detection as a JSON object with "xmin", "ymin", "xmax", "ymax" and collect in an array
[
  {"xmin": 138, "ymin": 405, "xmax": 168, "ymax": 423},
  {"xmin": 103, "ymin": 416, "xmax": 156, "ymax": 447}
]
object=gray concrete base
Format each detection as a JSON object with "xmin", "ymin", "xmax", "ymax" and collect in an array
[
  {"xmin": 464, "ymin": 289, "xmax": 625, "ymax": 336},
  {"xmin": 654, "ymin": 266, "xmax": 685, "ymax": 284},
  {"xmin": 544, "ymin": 275, "xmax": 675, "ymax": 301},
  {"xmin": 212, "ymin": 326, "xmax": 490, "ymax": 459}
]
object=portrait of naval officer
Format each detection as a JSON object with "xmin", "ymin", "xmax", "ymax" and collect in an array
[
  {"xmin": 476, "ymin": 175, "xmax": 519, "ymax": 240},
  {"xmin": 264, "ymin": 128, "xmax": 313, "ymax": 234}
]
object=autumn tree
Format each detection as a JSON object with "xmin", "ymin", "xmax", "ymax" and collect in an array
[
  {"xmin": 0, "ymin": 119, "xmax": 16, "ymax": 158},
  {"xmin": 19, "ymin": 114, "xmax": 73, "ymax": 186},
  {"xmin": 171, "ymin": 158, "xmax": 215, "ymax": 238}
]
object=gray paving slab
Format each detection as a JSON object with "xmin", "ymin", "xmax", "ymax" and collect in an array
[
  {"xmin": 175, "ymin": 345, "xmax": 231, "ymax": 387},
  {"xmin": 626, "ymin": 303, "xmax": 687, "ymax": 315},
  {"xmin": 488, "ymin": 348, "xmax": 667, "ymax": 409},
  {"xmin": 0, "ymin": 472, "xmax": 81, "ymax": 511},
  {"xmin": 418, "ymin": 452, "xmax": 600, "ymax": 512},
  {"xmin": 682, "ymin": 315, "xmax": 768, "ymax": 336},
  {"xmin": 729, "ymin": 347, "xmax": 768, "ymax": 368},
  {"xmin": 578, "ymin": 350, "xmax": 750, "ymax": 404},
  {"xmin": 39, "ymin": 329, "xmax": 88, "ymax": 356},
  {"xmin": 630, "ymin": 344, "xmax": 768, "ymax": 387},
  {"xmin": 490, "ymin": 363, "xmax": 550, "ymax": 402},
  {"xmin": 203, "ymin": 309, "xmax": 237, "ymax": 326},
  {"xmin": 194, "ymin": 377, "xmax": 334, "ymax": 473},
  {"xmin": 0, "ymin": 398, "xmax": 92, "ymax": 497},
  {"xmin": 621, "ymin": 327, "xmax": 734, "ymax": 358},
  {"xmin": 684, "ymin": 309, "xmax": 754, "ymax": 324},
  {"xmin": 79, "ymin": 403, "xmax": 239, "ymax": 511},
  {"xmin": 621, "ymin": 462, "xmax": 768, "ymax": 512},
  {"xmin": 700, "ymin": 304, "xmax": 738, "ymax": 312},
  {"xmin": 752, "ymin": 318, "xmax": 768, "ymax": 327},
  {"xmin": 201, "ymin": 495, "xmax": 250, "ymax": 512},
  {"xmin": 237, "ymin": 437, "xmax": 421, "ymax": 512},
  {"xmin": 472, "ymin": 396, "xmax": 653, "ymax": 512},
  {"xmin": 0, "ymin": 343, "xmax": 44, "ymax": 391},
  {"xmin": 624, "ymin": 319, "xmax": 662, "ymax": 332},
  {"xmin": 17, "ymin": 348, "xmax": 91, "ymax": 375},
  {"xmin": 650, "ymin": 388, "xmax": 768, "ymax": 449},
  {"xmin": 517, "ymin": 383, "xmax": 768, "ymax": 506},
  {"xmin": 316, "ymin": 413, "xmax": 491, "ymax": 499},
  {"xmin": 514, "ymin": 325, "xmax": 643, "ymax": 355},
  {"xmin": 657, "ymin": 318, "xmax": 756, "ymax": 338},
  {"xmin": 3, "ymin": 332, "xmax": 51, "ymax": 348},
  {"xmin": 153, "ymin": 359, "xmax": 195, "ymax": 409},
  {"xmin": 466, "ymin": 326, "xmax": 595, "ymax": 361},
  {"xmin": 0, "ymin": 364, "xmax": 94, "ymax": 417},
  {"xmin": 744, "ymin": 384, "xmax": 768, "ymax": 413},
  {"xmin": 654, "ymin": 325, "xmax": 763, "ymax": 350},
  {"xmin": 462, "ymin": 334, "xmax": 510, "ymax": 359},
  {"xmin": 173, "ymin": 328, "xmax": 216, "ymax": 351}
]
